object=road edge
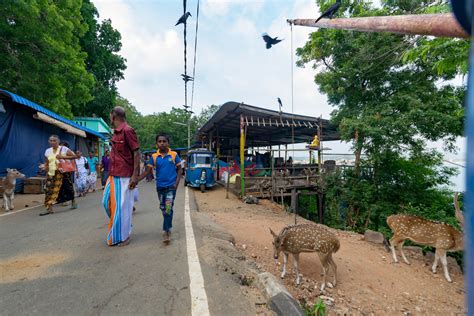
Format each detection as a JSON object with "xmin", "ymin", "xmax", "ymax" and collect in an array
[{"xmin": 188, "ymin": 189, "xmax": 304, "ymax": 316}]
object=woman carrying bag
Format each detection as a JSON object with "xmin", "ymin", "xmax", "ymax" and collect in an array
[
  {"xmin": 57, "ymin": 141, "xmax": 78, "ymax": 210},
  {"xmin": 41, "ymin": 135, "xmax": 77, "ymax": 216}
]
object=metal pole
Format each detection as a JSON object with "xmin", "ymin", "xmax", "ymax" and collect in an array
[
  {"xmin": 287, "ymin": 13, "xmax": 468, "ymax": 38},
  {"xmin": 240, "ymin": 114, "xmax": 245, "ymax": 198},
  {"xmin": 187, "ymin": 119, "xmax": 190, "ymax": 150},
  {"xmin": 465, "ymin": 26, "xmax": 474, "ymax": 314}
]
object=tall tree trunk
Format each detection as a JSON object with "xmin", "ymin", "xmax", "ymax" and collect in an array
[{"xmin": 354, "ymin": 129, "xmax": 362, "ymax": 177}]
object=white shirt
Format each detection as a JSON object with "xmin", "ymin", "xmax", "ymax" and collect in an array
[{"xmin": 75, "ymin": 156, "xmax": 88, "ymax": 174}]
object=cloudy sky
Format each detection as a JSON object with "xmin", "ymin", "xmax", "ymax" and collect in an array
[{"xmin": 92, "ymin": 0, "xmax": 465, "ymax": 169}]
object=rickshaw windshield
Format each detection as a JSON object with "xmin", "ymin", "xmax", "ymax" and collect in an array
[{"xmin": 190, "ymin": 154, "xmax": 213, "ymax": 165}]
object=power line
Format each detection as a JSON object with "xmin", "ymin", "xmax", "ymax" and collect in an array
[
  {"xmin": 183, "ymin": 0, "xmax": 188, "ymax": 108},
  {"xmin": 190, "ymin": 0, "xmax": 200, "ymax": 111}
]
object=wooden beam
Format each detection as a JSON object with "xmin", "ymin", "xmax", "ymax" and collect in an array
[{"xmin": 288, "ymin": 13, "xmax": 468, "ymax": 39}]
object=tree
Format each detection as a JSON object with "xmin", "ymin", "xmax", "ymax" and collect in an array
[
  {"xmin": 296, "ymin": 0, "xmax": 465, "ymax": 231},
  {"xmin": 0, "ymin": 0, "xmax": 94, "ymax": 117},
  {"xmin": 78, "ymin": 0, "xmax": 126, "ymax": 119}
]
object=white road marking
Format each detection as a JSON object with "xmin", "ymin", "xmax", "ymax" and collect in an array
[
  {"xmin": 184, "ymin": 187, "xmax": 210, "ymax": 316},
  {"xmin": 0, "ymin": 204, "xmax": 42, "ymax": 217}
]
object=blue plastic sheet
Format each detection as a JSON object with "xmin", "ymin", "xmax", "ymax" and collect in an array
[{"xmin": 0, "ymin": 100, "xmax": 75, "ymax": 180}]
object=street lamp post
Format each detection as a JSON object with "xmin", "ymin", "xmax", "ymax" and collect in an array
[{"xmin": 173, "ymin": 109, "xmax": 193, "ymax": 150}]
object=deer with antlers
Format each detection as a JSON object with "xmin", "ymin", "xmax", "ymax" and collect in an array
[{"xmin": 387, "ymin": 193, "xmax": 464, "ymax": 282}]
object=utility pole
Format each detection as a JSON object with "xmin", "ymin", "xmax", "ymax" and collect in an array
[
  {"xmin": 182, "ymin": 105, "xmax": 193, "ymax": 149},
  {"xmin": 287, "ymin": 13, "xmax": 468, "ymax": 38}
]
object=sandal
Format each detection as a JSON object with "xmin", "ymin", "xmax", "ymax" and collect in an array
[{"xmin": 118, "ymin": 238, "xmax": 130, "ymax": 247}]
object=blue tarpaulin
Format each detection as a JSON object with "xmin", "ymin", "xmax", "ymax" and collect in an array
[
  {"xmin": 0, "ymin": 90, "xmax": 105, "ymax": 183},
  {"xmin": 0, "ymin": 99, "xmax": 75, "ymax": 179}
]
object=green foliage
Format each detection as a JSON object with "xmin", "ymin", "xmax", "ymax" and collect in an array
[
  {"xmin": 301, "ymin": 298, "xmax": 327, "ymax": 316},
  {"xmin": 398, "ymin": 1, "xmax": 469, "ymax": 76},
  {"xmin": 296, "ymin": 0, "xmax": 465, "ymax": 239},
  {"xmin": 78, "ymin": 0, "xmax": 126, "ymax": 119},
  {"xmin": 0, "ymin": 0, "xmax": 94, "ymax": 117},
  {"xmin": 115, "ymin": 95, "xmax": 220, "ymax": 151},
  {"xmin": 0, "ymin": 0, "xmax": 126, "ymax": 119}
]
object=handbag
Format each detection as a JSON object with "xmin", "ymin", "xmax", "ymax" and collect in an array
[{"xmin": 58, "ymin": 147, "xmax": 77, "ymax": 173}]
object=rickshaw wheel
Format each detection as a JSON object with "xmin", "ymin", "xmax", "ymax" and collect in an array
[{"xmin": 200, "ymin": 184, "xmax": 205, "ymax": 193}]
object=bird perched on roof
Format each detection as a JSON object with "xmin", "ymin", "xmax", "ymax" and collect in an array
[
  {"xmin": 262, "ymin": 33, "xmax": 283, "ymax": 49},
  {"xmin": 315, "ymin": 0, "xmax": 341, "ymax": 24},
  {"xmin": 181, "ymin": 74, "xmax": 194, "ymax": 82},
  {"xmin": 277, "ymin": 97, "xmax": 283, "ymax": 112},
  {"xmin": 175, "ymin": 12, "xmax": 192, "ymax": 26}
]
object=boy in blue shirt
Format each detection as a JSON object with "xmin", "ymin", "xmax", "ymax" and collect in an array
[{"xmin": 138, "ymin": 134, "xmax": 182, "ymax": 243}]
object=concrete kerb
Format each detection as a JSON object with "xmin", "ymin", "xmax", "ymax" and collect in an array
[
  {"xmin": 257, "ymin": 272, "xmax": 304, "ymax": 316},
  {"xmin": 188, "ymin": 189, "xmax": 304, "ymax": 316}
]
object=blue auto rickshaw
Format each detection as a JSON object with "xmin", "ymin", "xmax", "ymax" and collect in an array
[{"xmin": 184, "ymin": 149, "xmax": 217, "ymax": 192}]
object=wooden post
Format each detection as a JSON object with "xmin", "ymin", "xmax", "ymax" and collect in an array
[
  {"xmin": 291, "ymin": 188, "xmax": 298, "ymax": 224},
  {"xmin": 226, "ymin": 158, "xmax": 230, "ymax": 199},
  {"xmin": 287, "ymin": 13, "xmax": 468, "ymax": 39},
  {"xmin": 216, "ymin": 126, "xmax": 220, "ymax": 158},
  {"xmin": 280, "ymin": 189, "xmax": 285, "ymax": 211},
  {"xmin": 271, "ymin": 146, "xmax": 275, "ymax": 202},
  {"xmin": 240, "ymin": 114, "xmax": 245, "ymax": 198},
  {"xmin": 316, "ymin": 116, "xmax": 322, "ymax": 172},
  {"xmin": 318, "ymin": 191, "xmax": 324, "ymax": 224}
]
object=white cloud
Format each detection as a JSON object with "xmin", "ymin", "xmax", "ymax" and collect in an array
[
  {"xmin": 91, "ymin": 0, "xmax": 466, "ymax": 176},
  {"xmin": 202, "ymin": 0, "xmax": 265, "ymax": 17}
]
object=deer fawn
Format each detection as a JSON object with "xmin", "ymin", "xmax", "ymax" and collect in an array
[
  {"xmin": 269, "ymin": 223, "xmax": 340, "ymax": 291},
  {"xmin": 387, "ymin": 193, "xmax": 464, "ymax": 282}
]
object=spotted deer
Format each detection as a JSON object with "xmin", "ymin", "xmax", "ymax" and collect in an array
[
  {"xmin": 269, "ymin": 223, "xmax": 340, "ymax": 291},
  {"xmin": 387, "ymin": 193, "xmax": 464, "ymax": 282},
  {"xmin": 2, "ymin": 168, "xmax": 26, "ymax": 211}
]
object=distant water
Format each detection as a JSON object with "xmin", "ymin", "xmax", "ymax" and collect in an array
[
  {"xmin": 449, "ymin": 164, "xmax": 465, "ymax": 192},
  {"xmin": 292, "ymin": 157, "xmax": 465, "ymax": 192}
]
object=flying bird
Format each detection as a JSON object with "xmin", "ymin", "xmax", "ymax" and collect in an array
[
  {"xmin": 315, "ymin": 0, "xmax": 341, "ymax": 24},
  {"xmin": 262, "ymin": 33, "xmax": 283, "ymax": 49},
  {"xmin": 181, "ymin": 74, "xmax": 194, "ymax": 82},
  {"xmin": 175, "ymin": 12, "xmax": 192, "ymax": 26}
]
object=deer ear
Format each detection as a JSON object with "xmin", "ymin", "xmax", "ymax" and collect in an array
[
  {"xmin": 6, "ymin": 168, "xmax": 11, "ymax": 172},
  {"xmin": 269, "ymin": 228, "xmax": 277, "ymax": 237}
]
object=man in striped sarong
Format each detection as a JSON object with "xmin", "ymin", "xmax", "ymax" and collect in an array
[{"xmin": 102, "ymin": 106, "xmax": 140, "ymax": 246}]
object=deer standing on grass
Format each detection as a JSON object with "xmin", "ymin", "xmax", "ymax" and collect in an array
[
  {"xmin": 387, "ymin": 193, "xmax": 464, "ymax": 282},
  {"xmin": 269, "ymin": 223, "xmax": 340, "ymax": 291}
]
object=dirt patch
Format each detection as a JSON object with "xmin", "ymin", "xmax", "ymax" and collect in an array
[
  {"xmin": 195, "ymin": 186, "xmax": 466, "ymax": 315},
  {"xmin": 0, "ymin": 193, "xmax": 44, "ymax": 214},
  {"xmin": 0, "ymin": 252, "xmax": 71, "ymax": 284}
]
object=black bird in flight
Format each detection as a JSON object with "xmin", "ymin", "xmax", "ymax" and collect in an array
[
  {"xmin": 315, "ymin": 0, "xmax": 341, "ymax": 24},
  {"xmin": 262, "ymin": 33, "xmax": 283, "ymax": 49},
  {"xmin": 181, "ymin": 74, "xmax": 194, "ymax": 82},
  {"xmin": 175, "ymin": 12, "xmax": 192, "ymax": 26}
]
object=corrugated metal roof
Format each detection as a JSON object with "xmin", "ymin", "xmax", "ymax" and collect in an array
[
  {"xmin": 0, "ymin": 89, "xmax": 107, "ymax": 140},
  {"xmin": 196, "ymin": 101, "xmax": 340, "ymax": 149}
]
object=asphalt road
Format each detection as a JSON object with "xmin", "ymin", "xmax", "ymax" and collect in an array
[{"xmin": 0, "ymin": 182, "xmax": 255, "ymax": 315}]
